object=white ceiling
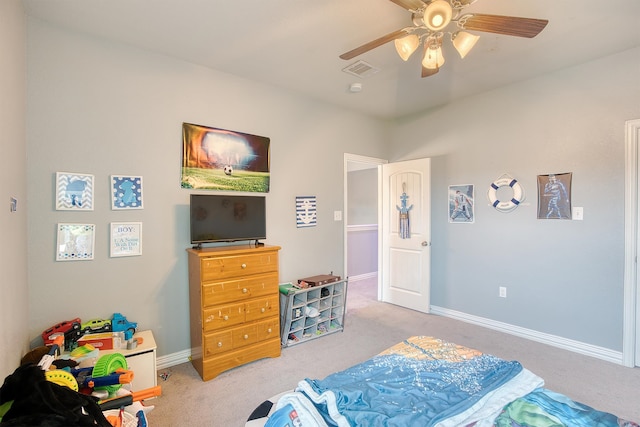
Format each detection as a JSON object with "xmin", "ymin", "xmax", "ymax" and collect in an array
[{"xmin": 22, "ymin": 0, "xmax": 640, "ymax": 120}]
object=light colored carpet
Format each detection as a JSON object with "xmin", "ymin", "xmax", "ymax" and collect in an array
[{"xmin": 146, "ymin": 278, "xmax": 640, "ymax": 426}]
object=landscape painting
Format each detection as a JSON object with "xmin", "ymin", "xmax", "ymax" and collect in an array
[{"xmin": 181, "ymin": 122, "xmax": 270, "ymax": 192}]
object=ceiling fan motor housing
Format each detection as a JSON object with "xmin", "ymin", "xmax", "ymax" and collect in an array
[{"xmin": 423, "ymin": 0, "xmax": 453, "ymax": 31}]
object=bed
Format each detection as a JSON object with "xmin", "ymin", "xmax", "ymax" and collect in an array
[{"xmin": 246, "ymin": 336, "xmax": 639, "ymax": 427}]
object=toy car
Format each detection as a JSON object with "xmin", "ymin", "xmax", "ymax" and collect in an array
[
  {"xmin": 81, "ymin": 318, "xmax": 112, "ymax": 334},
  {"xmin": 111, "ymin": 313, "xmax": 137, "ymax": 340},
  {"xmin": 42, "ymin": 318, "xmax": 82, "ymax": 350}
]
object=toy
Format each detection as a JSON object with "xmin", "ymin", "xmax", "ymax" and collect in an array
[
  {"xmin": 81, "ymin": 318, "xmax": 112, "ymax": 334},
  {"xmin": 99, "ymin": 385, "xmax": 162, "ymax": 411},
  {"xmin": 37, "ymin": 335, "xmax": 64, "ymax": 371},
  {"xmin": 41, "ymin": 317, "xmax": 82, "ymax": 350},
  {"xmin": 72, "ymin": 366, "xmax": 134, "ymax": 389},
  {"xmin": 111, "ymin": 313, "xmax": 138, "ymax": 340}
]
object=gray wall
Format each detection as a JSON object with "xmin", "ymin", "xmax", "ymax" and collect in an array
[
  {"xmin": 347, "ymin": 168, "xmax": 378, "ymax": 278},
  {"xmin": 16, "ymin": 9, "xmax": 639, "ymax": 364},
  {"xmin": 347, "ymin": 168, "xmax": 377, "ymax": 225},
  {"xmin": 25, "ymin": 17, "xmax": 388, "ymax": 357},
  {"xmin": 0, "ymin": 0, "xmax": 29, "ymax": 379},
  {"xmin": 392, "ymin": 47, "xmax": 640, "ymax": 352}
]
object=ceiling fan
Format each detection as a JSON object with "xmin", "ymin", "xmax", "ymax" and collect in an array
[{"xmin": 340, "ymin": 0, "xmax": 548, "ymax": 77}]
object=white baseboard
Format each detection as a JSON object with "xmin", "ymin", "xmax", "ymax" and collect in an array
[
  {"xmin": 156, "ymin": 349, "xmax": 191, "ymax": 370},
  {"xmin": 154, "ymin": 303, "xmax": 625, "ymax": 371},
  {"xmin": 348, "ymin": 272, "xmax": 377, "ymax": 283},
  {"xmin": 430, "ymin": 305, "xmax": 624, "ymax": 365}
]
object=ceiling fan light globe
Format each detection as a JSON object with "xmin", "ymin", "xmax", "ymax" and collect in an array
[
  {"xmin": 452, "ymin": 31, "xmax": 480, "ymax": 58},
  {"xmin": 424, "ymin": 0, "xmax": 453, "ymax": 31},
  {"xmin": 422, "ymin": 46, "xmax": 445, "ymax": 70},
  {"xmin": 394, "ymin": 34, "xmax": 420, "ymax": 61}
]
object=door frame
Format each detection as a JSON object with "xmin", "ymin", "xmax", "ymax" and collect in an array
[
  {"xmin": 623, "ymin": 118, "xmax": 640, "ymax": 367},
  {"xmin": 343, "ymin": 153, "xmax": 387, "ymax": 298}
]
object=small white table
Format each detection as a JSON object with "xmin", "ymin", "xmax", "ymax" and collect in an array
[{"xmin": 100, "ymin": 330, "xmax": 157, "ymax": 391}]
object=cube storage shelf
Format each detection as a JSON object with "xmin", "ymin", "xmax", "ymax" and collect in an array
[{"xmin": 279, "ymin": 279, "xmax": 348, "ymax": 347}]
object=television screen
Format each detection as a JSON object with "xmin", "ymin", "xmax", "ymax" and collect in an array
[{"xmin": 190, "ymin": 194, "xmax": 266, "ymax": 245}]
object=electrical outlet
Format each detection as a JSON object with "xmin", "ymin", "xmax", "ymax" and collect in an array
[
  {"xmin": 499, "ymin": 287, "xmax": 507, "ymax": 298},
  {"xmin": 572, "ymin": 207, "xmax": 583, "ymax": 220},
  {"xmin": 334, "ymin": 210, "xmax": 342, "ymax": 221}
]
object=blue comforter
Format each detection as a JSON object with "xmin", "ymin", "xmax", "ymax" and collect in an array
[
  {"xmin": 291, "ymin": 337, "xmax": 544, "ymax": 426},
  {"xmin": 270, "ymin": 337, "xmax": 638, "ymax": 427}
]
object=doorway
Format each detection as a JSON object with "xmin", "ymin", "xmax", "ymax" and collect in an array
[{"xmin": 343, "ymin": 154, "xmax": 387, "ymax": 302}]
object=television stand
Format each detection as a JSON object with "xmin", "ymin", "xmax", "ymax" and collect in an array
[{"xmin": 253, "ymin": 239, "xmax": 265, "ymax": 247}]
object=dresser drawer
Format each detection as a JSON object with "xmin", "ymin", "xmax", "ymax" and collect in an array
[
  {"xmin": 203, "ymin": 330, "xmax": 233, "ymax": 357},
  {"xmin": 256, "ymin": 318, "xmax": 279, "ymax": 341},
  {"xmin": 245, "ymin": 295, "xmax": 279, "ymax": 322},
  {"xmin": 202, "ymin": 273, "xmax": 278, "ymax": 307},
  {"xmin": 232, "ymin": 324, "xmax": 258, "ymax": 349},
  {"xmin": 201, "ymin": 252, "xmax": 278, "ymax": 281},
  {"xmin": 203, "ymin": 302, "xmax": 245, "ymax": 332},
  {"xmin": 204, "ymin": 318, "xmax": 278, "ymax": 357}
]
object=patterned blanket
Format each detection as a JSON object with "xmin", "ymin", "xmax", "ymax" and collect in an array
[
  {"xmin": 260, "ymin": 337, "xmax": 638, "ymax": 427},
  {"xmin": 290, "ymin": 336, "xmax": 543, "ymax": 426}
]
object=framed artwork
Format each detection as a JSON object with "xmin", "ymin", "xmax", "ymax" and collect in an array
[
  {"xmin": 296, "ymin": 196, "xmax": 317, "ymax": 228},
  {"xmin": 55, "ymin": 172, "xmax": 94, "ymax": 210},
  {"xmin": 448, "ymin": 184, "xmax": 474, "ymax": 223},
  {"xmin": 110, "ymin": 222, "xmax": 142, "ymax": 257},
  {"xmin": 537, "ymin": 173, "xmax": 572, "ymax": 219},
  {"xmin": 111, "ymin": 175, "xmax": 144, "ymax": 210},
  {"xmin": 181, "ymin": 122, "xmax": 271, "ymax": 192},
  {"xmin": 56, "ymin": 223, "xmax": 95, "ymax": 261}
]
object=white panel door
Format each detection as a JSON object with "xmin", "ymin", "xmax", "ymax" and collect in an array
[{"xmin": 381, "ymin": 158, "xmax": 431, "ymax": 313}]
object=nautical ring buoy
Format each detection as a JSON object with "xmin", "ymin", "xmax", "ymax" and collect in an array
[{"xmin": 487, "ymin": 176, "xmax": 524, "ymax": 213}]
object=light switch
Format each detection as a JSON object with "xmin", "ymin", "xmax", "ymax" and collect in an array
[{"xmin": 334, "ymin": 210, "xmax": 342, "ymax": 221}]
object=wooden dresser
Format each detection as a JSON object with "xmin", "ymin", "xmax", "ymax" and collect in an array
[{"xmin": 187, "ymin": 244, "xmax": 281, "ymax": 381}]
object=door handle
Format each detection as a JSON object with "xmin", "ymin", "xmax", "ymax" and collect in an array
[{"xmin": 421, "ymin": 241, "xmax": 430, "ymax": 247}]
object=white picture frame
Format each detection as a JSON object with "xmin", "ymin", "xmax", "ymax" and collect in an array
[
  {"xmin": 56, "ymin": 223, "xmax": 95, "ymax": 261},
  {"xmin": 111, "ymin": 175, "xmax": 144, "ymax": 210},
  {"xmin": 110, "ymin": 222, "xmax": 142, "ymax": 257},
  {"xmin": 55, "ymin": 172, "xmax": 94, "ymax": 211}
]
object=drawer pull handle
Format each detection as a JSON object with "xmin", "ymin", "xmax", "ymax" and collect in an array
[
  {"xmin": 243, "ymin": 334, "xmax": 249, "ymax": 340},
  {"xmin": 223, "ymin": 315, "xmax": 229, "ymax": 321},
  {"xmin": 242, "ymin": 288, "xmax": 248, "ymax": 294},
  {"xmin": 205, "ymin": 315, "xmax": 213, "ymax": 323},
  {"xmin": 217, "ymin": 342, "xmax": 223, "ymax": 347},
  {"xmin": 261, "ymin": 308, "xmax": 266, "ymax": 313},
  {"xmin": 241, "ymin": 263, "xmax": 247, "ymax": 269},
  {"xmin": 267, "ymin": 328, "xmax": 272, "ymax": 333}
]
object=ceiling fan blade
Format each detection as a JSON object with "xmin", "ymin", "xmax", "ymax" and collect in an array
[
  {"xmin": 340, "ymin": 29, "xmax": 409, "ymax": 60},
  {"xmin": 461, "ymin": 14, "xmax": 548, "ymax": 38},
  {"xmin": 421, "ymin": 65, "xmax": 439, "ymax": 78},
  {"xmin": 388, "ymin": 0, "xmax": 425, "ymax": 12}
]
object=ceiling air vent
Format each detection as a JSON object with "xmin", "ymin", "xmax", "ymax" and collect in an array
[{"xmin": 342, "ymin": 60, "xmax": 379, "ymax": 78}]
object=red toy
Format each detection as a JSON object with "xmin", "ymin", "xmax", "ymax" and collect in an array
[{"xmin": 41, "ymin": 318, "xmax": 82, "ymax": 350}]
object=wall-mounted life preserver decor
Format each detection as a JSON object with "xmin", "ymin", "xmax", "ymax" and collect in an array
[{"xmin": 487, "ymin": 175, "xmax": 525, "ymax": 213}]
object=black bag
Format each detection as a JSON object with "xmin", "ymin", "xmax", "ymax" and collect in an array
[{"xmin": 0, "ymin": 364, "xmax": 111, "ymax": 426}]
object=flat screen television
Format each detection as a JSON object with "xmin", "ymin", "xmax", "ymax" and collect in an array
[{"xmin": 190, "ymin": 194, "xmax": 266, "ymax": 247}]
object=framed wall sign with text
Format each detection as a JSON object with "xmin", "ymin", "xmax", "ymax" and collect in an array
[{"xmin": 110, "ymin": 222, "xmax": 142, "ymax": 257}]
